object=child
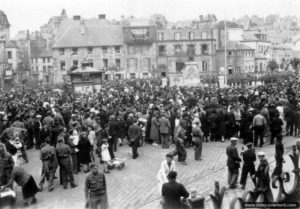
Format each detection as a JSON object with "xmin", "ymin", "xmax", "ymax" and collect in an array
[{"xmin": 101, "ymin": 139, "xmax": 111, "ymax": 173}]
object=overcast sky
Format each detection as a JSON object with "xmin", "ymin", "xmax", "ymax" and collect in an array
[{"xmin": 2, "ymin": 0, "xmax": 300, "ymax": 36}]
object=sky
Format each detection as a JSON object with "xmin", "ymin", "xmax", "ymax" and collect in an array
[{"xmin": 2, "ymin": 0, "xmax": 300, "ymax": 37}]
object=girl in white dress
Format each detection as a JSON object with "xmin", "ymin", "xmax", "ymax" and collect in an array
[
  {"xmin": 156, "ymin": 153, "xmax": 176, "ymax": 196},
  {"xmin": 101, "ymin": 139, "xmax": 111, "ymax": 173}
]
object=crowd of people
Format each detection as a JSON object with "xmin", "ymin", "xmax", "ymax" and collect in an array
[{"xmin": 0, "ymin": 73, "xmax": 299, "ymax": 208}]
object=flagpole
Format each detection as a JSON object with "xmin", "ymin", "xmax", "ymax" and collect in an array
[{"xmin": 224, "ymin": 18, "xmax": 227, "ymax": 87}]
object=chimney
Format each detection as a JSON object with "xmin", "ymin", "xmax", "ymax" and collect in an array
[
  {"xmin": 73, "ymin": 15, "xmax": 81, "ymax": 20},
  {"xmin": 80, "ymin": 20, "xmax": 86, "ymax": 35},
  {"xmin": 98, "ymin": 14, "xmax": 106, "ymax": 19}
]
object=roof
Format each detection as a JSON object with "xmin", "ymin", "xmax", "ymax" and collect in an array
[
  {"xmin": 0, "ymin": 44, "xmax": 7, "ymax": 63},
  {"xmin": 6, "ymin": 40, "xmax": 18, "ymax": 48},
  {"xmin": 30, "ymin": 42, "xmax": 52, "ymax": 58},
  {"xmin": 70, "ymin": 66, "xmax": 103, "ymax": 74},
  {"xmin": 53, "ymin": 25, "xmax": 123, "ymax": 48},
  {"xmin": 219, "ymin": 42, "xmax": 255, "ymax": 51},
  {"xmin": 0, "ymin": 10, "xmax": 10, "ymax": 27}
]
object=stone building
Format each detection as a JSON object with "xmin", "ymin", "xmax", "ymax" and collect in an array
[
  {"xmin": 52, "ymin": 20, "xmax": 125, "ymax": 84},
  {"xmin": 6, "ymin": 40, "xmax": 23, "ymax": 85},
  {"xmin": 122, "ymin": 18, "xmax": 157, "ymax": 79},
  {"xmin": 156, "ymin": 27, "xmax": 217, "ymax": 76},
  {"xmin": 216, "ymin": 41, "xmax": 255, "ymax": 74}
]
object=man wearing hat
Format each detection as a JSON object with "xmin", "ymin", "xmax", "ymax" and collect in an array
[
  {"xmin": 128, "ymin": 117, "xmax": 142, "ymax": 159},
  {"xmin": 240, "ymin": 143, "xmax": 256, "ymax": 190},
  {"xmin": 34, "ymin": 115, "xmax": 43, "ymax": 150},
  {"xmin": 226, "ymin": 137, "xmax": 241, "ymax": 189},
  {"xmin": 192, "ymin": 119, "xmax": 204, "ymax": 160}
]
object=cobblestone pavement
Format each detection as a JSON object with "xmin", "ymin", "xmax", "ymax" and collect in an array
[{"xmin": 12, "ymin": 136, "xmax": 300, "ymax": 209}]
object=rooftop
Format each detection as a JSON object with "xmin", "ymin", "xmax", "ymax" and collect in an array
[{"xmin": 53, "ymin": 25, "xmax": 123, "ymax": 48}]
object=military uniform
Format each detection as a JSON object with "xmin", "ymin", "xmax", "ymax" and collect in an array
[
  {"xmin": 39, "ymin": 144, "xmax": 58, "ymax": 191},
  {"xmin": 85, "ymin": 172, "xmax": 108, "ymax": 209},
  {"xmin": 55, "ymin": 143, "xmax": 76, "ymax": 188}
]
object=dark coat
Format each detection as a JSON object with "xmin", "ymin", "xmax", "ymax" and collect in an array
[
  {"xmin": 162, "ymin": 180, "xmax": 189, "ymax": 209},
  {"xmin": 77, "ymin": 138, "xmax": 92, "ymax": 164},
  {"xmin": 226, "ymin": 144, "xmax": 241, "ymax": 169}
]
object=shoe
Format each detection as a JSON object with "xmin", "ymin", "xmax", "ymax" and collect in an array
[
  {"xmin": 31, "ymin": 197, "xmax": 37, "ymax": 204},
  {"xmin": 241, "ymin": 186, "xmax": 245, "ymax": 190},
  {"xmin": 54, "ymin": 176, "xmax": 58, "ymax": 179},
  {"xmin": 48, "ymin": 187, "xmax": 54, "ymax": 192},
  {"xmin": 63, "ymin": 185, "xmax": 67, "ymax": 189},
  {"xmin": 229, "ymin": 185, "xmax": 237, "ymax": 189},
  {"xmin": 153, "ymin": 143, "xmax": 158, "ymax": 146},
  {"xmin": 24, "ymin": 202, "xmax": 29, "ymax": 207},
  {"xmin": 71, "ymin": 184, "xmax": 78, "ymax": 188},
  {"xmin": 104, "ymin": 170, "xmax": 110, "ymax": 173}
]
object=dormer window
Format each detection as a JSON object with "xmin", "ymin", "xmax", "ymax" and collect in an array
[{"xmin": 72, "ymin": 48, "xmax": 78, "ymax": 55}]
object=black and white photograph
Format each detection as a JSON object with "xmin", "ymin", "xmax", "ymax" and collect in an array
[{"xmin": 1, "ymin": 0, "xmax": 300, "ymax": 208}]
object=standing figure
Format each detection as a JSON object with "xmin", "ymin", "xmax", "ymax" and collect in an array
[
  {"xmin": 159, "ymin": 112, "xmax": 171, "ymax": 149},
  {"xmin": 272, "ymin": 135, "xmax": 284, "ymax": 177},
  {"xmin": 55, "ymin": 137, "xmax": 78, "ymax": 189},
  {"xmin": 240, "ymin": 142, "xmax": 256, "ymax": 190},
  {"xmin": 0, "ymin": 143, "xmax": 14, "ymax": 186},
  {"xmin": 150, "ymin": 112, "xmax": 160, "ymax": 146},
  {"xmin": 226, "ymin": 137, "xmax": 241, "ymax": 189},
  {"xmin": 174, "ymin": 121, "xmax": 187, "ymax": 165},
  {"xmin": 78, "ymin": 132, "xmax": 92, "ymax": 173},
  {"xmin": 101, "ymin": 139, "xmax": 111, "ymax": 173},
  {"xmin": 128, "ymin": 117, "xmax": 142, "ymax": 159},
  {"xmin": 192, "ymin": 119, "xmax": 204, "ymax": 160},
  {"xmin": 252, "ymin": 111, "xmax": 266, "ymax": 147},
  {"xmin": 39, "ymin": 137, "xmax": 58, "ymax": 192}
]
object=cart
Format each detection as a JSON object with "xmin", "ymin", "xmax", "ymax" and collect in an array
[{"xmin": 107, "ymin": 158, "xmax": 126, "ymax": 170}]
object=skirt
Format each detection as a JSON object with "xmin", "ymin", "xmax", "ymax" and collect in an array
[{"xmin": 22, "ymin": 176, "xmax": 39, "ymax": 199}]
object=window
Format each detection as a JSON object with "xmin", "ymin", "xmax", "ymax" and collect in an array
[
  {"xmin": 72, "ymin": 48, "xmax": 78, "ymax": 55},
  {"xmin": 176, "ymin": 62, "xmax": 185, "ymax": 73},
  {"xmin": 87, "ymin": 47, "xmax": 93, "ymax": 54},
  {"xmin": 187, "ymin": 44, "xmax": 195, "ymax": 56},
  {"xmin": 73, "ymin": 60, "xmax": 78, "ymax": 67},
  {"xmin": 59, "ymin": 48, "xmax": 65, "ymax": 55},
  {"xmin": 102, "ymin": 46, "xmax": 108, "ymax": 54},
  {"xmin": 201, "ymin": 32, "xmax": 207, "ymax": 39},
  {"xmin": 128, "ymin": 58, "xmax": 137, "ymax": 70},
  {"xmin": 115, "ymin": 59, "xmax": 121, "ymax": 69},
  {"xmin": 201, "ymin": 44, "xmax": 208, "ymax": 54},
  {"xmin": 130, "ymin": 73, "xmax": 136, "ymax": 79},
  {"xmin": 158, "ymin": 33, "xmax": 164, "ymax": 41},
  {"xmin": 47, "ymin": 57, "xmax": 51, "ymax": 63},
  {"xmin": 60, "ymin": 61, "xmax": 66, "ymax": 71},
  {"xmin": 35, "ymin": 58, "xmax": 38, "ymax": 63},
  {"xmin": 174, "ymin": 44, "xmax": 182, "ymax": 54},
  {"xmin": 202, "ymin": 61, "xmax": 208, "ymax": 71},
  {"xmin": 143, "ymin": 57, "xmax": 150, "ymax": 70},
  {"xmin": 7, "ymin": 51, "xmax": 12, "ymax": 59},
  {"xmin": 158, "ymin": 45, "xmax": 166, "ymax": 56},
  {"xmin": 188, "ymin": 32, "xmax": 194, "ymax": 40},
  {"xmin": 175, "ymin": 32, "xmax": 181, "ymax": 40},
  {"xmin": 36, "ymin": 66, "xmax": 39, "ymax": 72},
  {"xmin": 43, "ymin": 66, "xmax": 47, "ymax": 72},
  {"xmin": 115, "ymin": 46, "xmax": 121, "ymax": 53},
  {"xmin": 43, "ymin": 58, "xmax": 46, "ymax": 63},
  {"xmin": 161, "ymin": 72, "xmax": 166, "ymax": 77},
  {"xmin": 103, "ymin": 59, "xmax": 108, "ymax": 68}
]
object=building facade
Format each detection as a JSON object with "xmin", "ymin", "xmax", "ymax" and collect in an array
[
  {"xmin": 6, "ymin": 41, "xmax": 23, "ymax": 84},
  {"xmin": 52, "ymin": 21, "xmax": 125, "ymax": 84},
  {"xmin": 156, "ymin": 27, "xmax": 216, "ymax": 76},
  {"xmin": 122, "ymin": 19, "xmax": 157, "ymax": 79}
]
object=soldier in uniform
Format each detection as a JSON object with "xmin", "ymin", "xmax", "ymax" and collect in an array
[
  {"xmin": 240, "ymin": 142, "xmax": 256, "ymax": 190},
  {"xmin": 39, "ymin": 137, "xmax": 58, "ymax": 192},
  {"xmin": 84, "ymin": 163, "xmax": 108, "ymax": 209},
  {"xmin": 55, "ymin": 136, "xmax": 77, "ymax": 189}
]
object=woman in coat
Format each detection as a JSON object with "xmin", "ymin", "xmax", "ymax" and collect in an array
[
  {"xmin": 150, "ymin": 112, "xmax": 160, "ymax": 146},
  {"xmin": 77, "ymin": 132, "xmax": 92, "ymax": 173},
  {"xmin": 67, "ymin": 128, "xmax": 80, "ymax": 173},
  {"xmin": 156, "ymin": 154, "xmax": 176, "ymax": 195}
]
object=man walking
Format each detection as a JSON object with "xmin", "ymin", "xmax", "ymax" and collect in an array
[
  {"xmin": 55, "ymin": 137, "xmax": 77, "ymax": 189},
  {"xmin": 240, "ymin": 142, "xmax": 256, "ymax": 190},
  {"xmin": 85, "ymin": 163, "xmax": 108, "ymax": 209},
  {"xmin": 226, "ymin": 137, "xmax": 241, "ymax": 189},
  {"xmin": 159, "ymin": 111, "xmax": 171, "ymax": 149},
  {"xmin": 39, "ymin": 137, "xmax": 58, "ymax": 192}
]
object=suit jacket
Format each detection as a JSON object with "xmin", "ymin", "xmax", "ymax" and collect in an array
[
  {"xmin": 159, "ymin": 117, "xmax": 171, "ymax": 134},
  {"xmin": 226, "ymin": 144, "xmax": 241, "ymax": 169},
  {"xmin": 128, "ymin": 124, "xmax": 141, "ymax": 141},
  {"xmin": 162, "ymin": 180, "xmax": 189, "ymax": 209}
]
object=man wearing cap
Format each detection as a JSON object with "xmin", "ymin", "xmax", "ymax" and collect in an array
[
  {"xmin": 253, "ymin": 152, "xmax": 271, "ymax": 197},
  {"xmin": 55, "ymin": 137, "xmax": 77, "ymax": 189},
  {"xmin": 226, "ymin": 137, "xmax": 241, "ymax": 189},
  {"xmin": 192, "ymin": 119, "xmax": 204, "ymax": 160},
  {"xmin": 252, "ymin": 111, "xmax": 266, "ymax": 147},
  {"xmin": 240, "ymin": 143, "xmax": 256, "ymax": 190},
  {"xmin": 161, "ymin": 171, "xmax": 189, "ymax": 209},
  {"xmin": 128, "ymin": 117, "xmax": 142, "ymax": 159},
  {"xmin": 34, "ymin": 115, "xmax": 43, "ymax": 150},
  {"xmin": 159, "ymin": 111, "xmax": 171, "ymax": 149},
  {"xmin": 39, "ymin": 137, "xmax": 58, "ymax": 192},
  {"xmin": 84, "ymin": 164, "xmax": 108, "ymax": 209}
]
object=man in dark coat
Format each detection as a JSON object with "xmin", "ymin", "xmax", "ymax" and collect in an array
[
  {"xmin": 161, "ymin": 171, "xmax": 189, "ymax": 209},
  {"xmin": 159, "ymin": 112, "xmax": 171, "ymax": 149},
  {"xmin": 240, "ymin": 142, "xmax": 256, "ymax": 190},
  {"xmin": 226, "ymin": 137, "xmax": 241, "ymax": 189},
  {"xmin": 55, "ymin": 137, "xmax": 77, "ymax": 189},
  {"xmin": 270, "ymin": 113, "xmax": 283, "ymax": 145},
  {"xmin": 128, "ymin": 117, "xmax": 141, "ymax": 159}
]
